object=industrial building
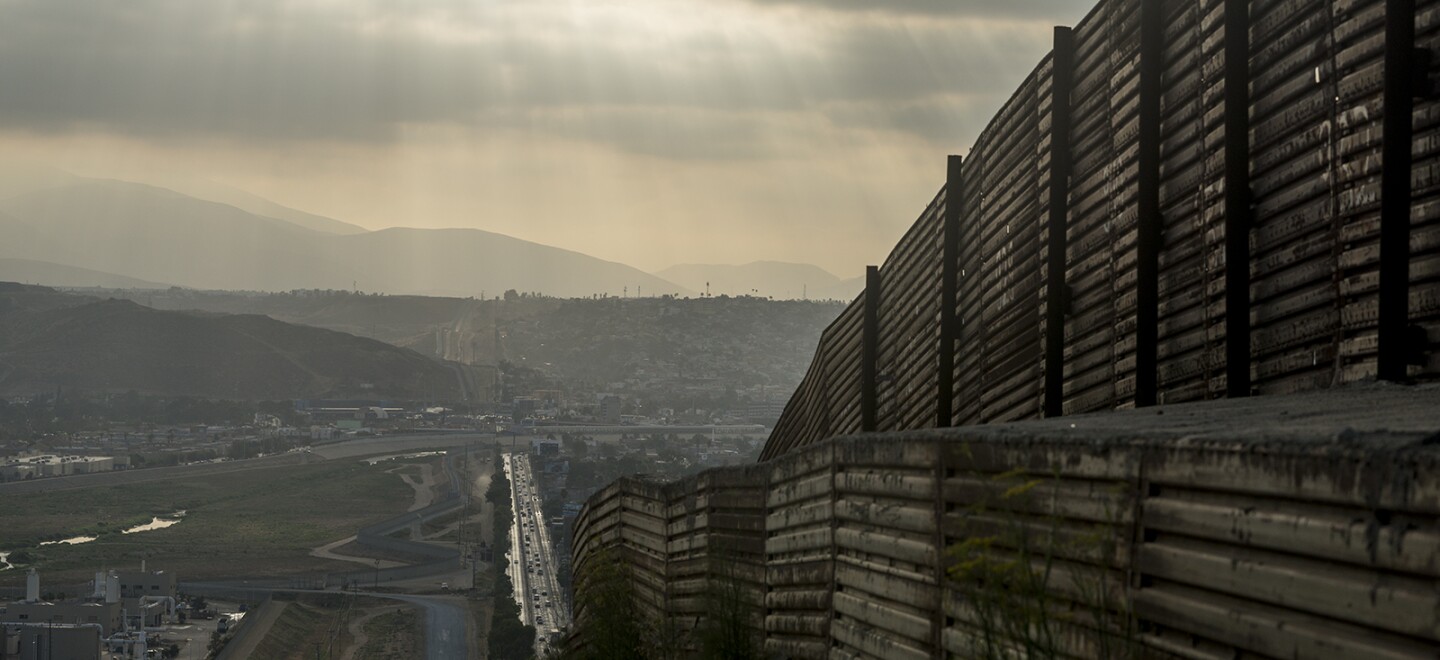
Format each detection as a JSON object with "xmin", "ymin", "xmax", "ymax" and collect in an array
[
  {"xmin": 0, "ymin": 568, "xmax": 177, "ymax": 660},
  {"xmin": 0, "ymin": 455, "xmax": 118, "ymax": 482}
]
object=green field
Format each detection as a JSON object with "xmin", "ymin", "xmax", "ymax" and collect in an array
[{"xmin": 0, "ymin": 459, "xmax": 421, "ymax": 586}]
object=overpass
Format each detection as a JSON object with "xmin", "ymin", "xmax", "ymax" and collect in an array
[{"xmin": 568, "ymin": 0, "xmax": 1440, "ymax": 657}]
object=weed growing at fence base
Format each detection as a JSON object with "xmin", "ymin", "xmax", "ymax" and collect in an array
[{"xmin": 947, "ymin": 465, "xmax": 1141, "ymax": 659}]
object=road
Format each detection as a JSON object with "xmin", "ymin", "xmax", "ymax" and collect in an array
[
  {"xmin": 502, "ymin": 452, "xmax": 570, "ymax": 657},
  {"xmin": 385, "ymin": 593, "xmax": 471, "ymax": 660}
]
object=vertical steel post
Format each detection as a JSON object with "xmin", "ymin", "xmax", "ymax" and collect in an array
[
  {"xmin": 862, "ymin": 265, "xmax": 880, "ymax": 432},
  {"xmin": 1224, "ymin": 0, "xmax": 1253, "ymax": 397},
  {"xmin": 1045, "ymin": 27, "xmax": 1076, "ymax": 418},
  {"xmin": 937, "ymin": 156, "xmax": 962, "ymax": 427},
  {"xmin": 1135, "ymin": 0, "xmax": 1164, "ymax": 407},
  {"xmin": 1379, "ymin": 0, "xmax": 1416, "ymax": 381}
]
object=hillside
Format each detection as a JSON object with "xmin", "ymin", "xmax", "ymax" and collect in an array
[
  {"xmin": 0, "ymin": 177, "xmax": 690, "ymax": 298},
  {"xmin": 0, "ymin": 258, "xmax": 173, "ymax": 289},
  {"xmin": 86, "ymin": 288, "xmax": 846, "ymax": 407},
  {"xmin": 161, "ymin": 177, "xmax": 370, "ymax": 235},
  {"xmin": 497, "ymin": 296, "xmax": 845, "ymax": 393},
  {"xmin": 0, "ymin": 283, "xmax": 481, "ymax": 401}
]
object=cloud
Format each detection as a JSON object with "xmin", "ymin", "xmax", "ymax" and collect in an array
[
  {"xmin": 0, "ymin": 0, "xmax": 1079, "ymax": 157},
  {"xmin": 733, "ymin": 0, "xmax": 1092, "ymax": 20},
  {"xmin": 0, "ymin": 0, "xmax": 1095, "ymax": 276}
]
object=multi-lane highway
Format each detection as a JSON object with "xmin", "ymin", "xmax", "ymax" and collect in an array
[{"xmin": 501, "ymin": 452, "xmax": 570, "ymax": 656}]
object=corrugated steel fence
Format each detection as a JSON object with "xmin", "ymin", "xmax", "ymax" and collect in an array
[
  {"xmin": 569, "ymin": 466, "xmax": 769, "ymax": 656},
  {"xmin": 759, "ymin": 0, "xmax": 1440, "ymax": 462},
  {"xmin": 570, "ymin": 0, "xmax": 1440, "ymax": 657},
  {"xmin": 570, "ymin": 389, "xmax": 1440, "ymax": 658}
]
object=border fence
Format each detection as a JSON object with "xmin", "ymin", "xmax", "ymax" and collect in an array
[
  {"xmin": 571, "ymin": 0, "xmax": 1440, "ymax": 657},
  {"xmin": 760, "ymin": 0, "xmax": 1440, "ymax": 461},
  {"xmin": 570, "ymin": 389, "xmax": 1440, "ymax": 658}
]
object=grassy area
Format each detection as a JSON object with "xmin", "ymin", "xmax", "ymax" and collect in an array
[
  {"xmin": 357, "ymin": 606, "xmax": 422, "ymax": 660},
  {"xmin": 249, "ymin": 593, "xmax": 384, "ymax": 660},
  {"xmin": 0, "ymin": 460, "xmax": 414, "ymax": 585}
]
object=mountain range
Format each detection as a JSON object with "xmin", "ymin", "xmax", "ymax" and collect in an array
[
  {"xmin": 0, "ymin": 169, "xmax": 857, "ymax": 299},
  {"xmin": 0, "ymin": 175, "xmax": 687, "ymax": 298}
]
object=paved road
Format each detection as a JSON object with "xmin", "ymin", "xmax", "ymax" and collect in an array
[
  {"xmin": 385, "ymin": 593, "xmax": 470, "ymax": 660},
  {"xmin": 503, "ymin": 453, "xmax": 569, "ymax": 657}
]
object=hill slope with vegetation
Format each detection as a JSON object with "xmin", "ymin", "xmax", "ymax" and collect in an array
[
  {"xmin": 0, "ymin": 283, "xmax": 479, "ymax": 401},
  {"xmin": 85, "ymin": 289, "xmax": 845, "ymax": 408}
]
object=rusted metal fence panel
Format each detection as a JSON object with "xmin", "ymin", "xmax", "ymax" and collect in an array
[
  {"xmin": 1137, "ymin": 447, "xmax": 1440, "ymax": 657},
  {"xmin": 576, "ymin": 389, "xmax": 1440, "ymax": 658},
  {"xmin": 877, "ymin": 189, "xmax": 944, "ymax": 433},
  {"xmin": 1063, "ymin": 0, "xmax": 1124, "ymax": 415},
  {"xmin": 977, "ymin": 67, "xmax": 1046, "ymax": 424},
  {"xmin": 663, "ymin": 465, "xmax": 769, "ymax": 652},
  {"xmin": 1334, "ymin": 0, "xmax": 1389, "ymax": 383},
  {"xmin": 824, "ymin": 299, "xmax": 865, "ymax": 437},
  {"xmin": 1412, "ymin": 1, "xmax": 1440, "ymax": 380},
  {"xmin": 760, "ymin": 296, "xmax": 863, "ymax": 461},
  {"xmin": 829, "ymin": 437, "xmax": 943, "ymax": 659},
  {"xmin": 1157, "ymin": 0, "xmax": 1228, "ymax": 404},
  {"xmin": 954, "ymin": 107, "xmax": 992, "ymax": 427},
  {"xmin": 763, "ymin": 442, "xmax": 835, "ymax": 659},
  {"xmin": 573, "ymin": 0, "xmax": 1440, "ymax": 654},
  {"xmin": 1111, "ymin": 0, "xmax": 1146, "ymax": 408},
  {"xmin": 1248, "ymin": 0, "xmax": 1342, "ymax": 394},
  {"xmin": 758, "ymin": 0, "xmax": 1440, "ymax": 472}
]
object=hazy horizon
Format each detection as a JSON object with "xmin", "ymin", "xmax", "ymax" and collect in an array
[{"xmin": 0, "ymin": 0, "xmax": 1093, "ymax": 275}]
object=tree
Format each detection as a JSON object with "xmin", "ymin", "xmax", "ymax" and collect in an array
[
  {"xmin": 571, "ymin": 548, "xmax": 645, "ymax": 660},
  {"xmin": 693, "ymin": 543, "xmax": 762, "ymax": 660},
  {"xmin": 562, "ymin": 435, "xmax": 589, "ymax": 460}
]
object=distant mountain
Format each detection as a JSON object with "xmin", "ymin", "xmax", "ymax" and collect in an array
[
  {"xmin": 655, "ymin": 261, "xmax": 845, "ymax": 300},
  {"xmin": 0, "ymin": 283, "xmax": 481, "ymax": 401},
  {"xmin": 163, "ymin": 177, "xmax": 370, "ymax": 235},
  {"xmin": 0, "ymin": 177, "xmax": 690, "ymax": 298},
  {"xmin": 324, "ymin": 227, "xmax": 691, "ymax": 298},
  {"xmin": 0, "ymin": 258, "xmax": 173, "ymax": 289}
]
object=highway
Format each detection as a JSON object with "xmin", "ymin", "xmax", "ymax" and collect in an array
[{"xmin": 502, "ymin": 452, "xmax": 570, "ymax": 657}]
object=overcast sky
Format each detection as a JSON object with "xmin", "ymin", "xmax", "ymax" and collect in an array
[{"xmin": 0, "ymin": 0, "xmax": 1093, "ymax": 276}]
